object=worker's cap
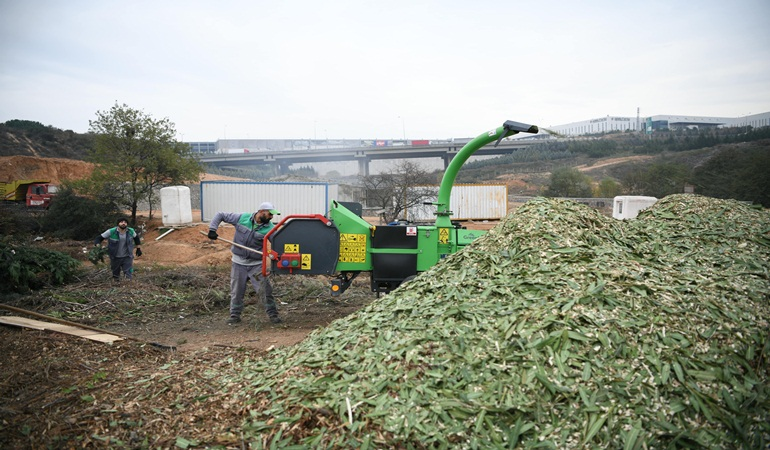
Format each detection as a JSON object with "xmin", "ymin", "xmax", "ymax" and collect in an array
[{"xmin": 257, "ymin": 202, "xmax": 280, "ymax": 215}]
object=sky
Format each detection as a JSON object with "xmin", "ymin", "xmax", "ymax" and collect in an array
[{"xmin": 1, "ymin": 0, "xmax": 769, "ymax": 142}]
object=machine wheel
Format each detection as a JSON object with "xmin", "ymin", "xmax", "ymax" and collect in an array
[{"xmin": 400, "ymin": 275, "xmax": 418, "ymax": 286}]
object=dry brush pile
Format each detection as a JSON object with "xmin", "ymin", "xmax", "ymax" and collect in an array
[{"xmin": 231, "ymin": 195, "xmax": 769, "ymax": 449}]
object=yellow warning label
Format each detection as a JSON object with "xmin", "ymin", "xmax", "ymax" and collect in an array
[
  {"xmin": 339, "ymin": 233, "xmax": 367, "ymax": 263},
  {"xmin": 301, "ymin": 254, "xmax": 311, "ymax": 270},
  {"xmin": 439, "ymin": 228, "xmax": 450, "ymax": 244},
  {"xmin": 284, "ymin": 244, "xmax": 299, "ymax": 253}
]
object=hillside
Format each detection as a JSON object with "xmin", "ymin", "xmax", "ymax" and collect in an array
[{"xmin": 0, "ymin": 121, "xmax": 92, "ymax": 160}]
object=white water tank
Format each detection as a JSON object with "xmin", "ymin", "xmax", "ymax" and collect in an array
[
  {"xmin": 613, "ymin": 196, "xmax": 657, "ymax": 220},
  {"xmin": 160, "ymin": 186, "xmax": 193, "ymax": 226}
]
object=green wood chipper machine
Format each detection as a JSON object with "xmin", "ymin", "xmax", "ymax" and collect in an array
[{"xmin": 261, "ymin": 120, "xmax": 539, "ymax": 296}]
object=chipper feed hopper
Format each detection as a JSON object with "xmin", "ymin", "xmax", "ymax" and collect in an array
[{"xmin": 261, "ymin": 120, "xmax": 539, "ymax": 296}]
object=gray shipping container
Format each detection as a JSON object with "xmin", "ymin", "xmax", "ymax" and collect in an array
[
  {"xmin": 407, "ymin": 184, "xmax": 508, "ymax": 222},
  {"xmin": 200, "ymin": 181, "xmax": 339, "ymax": 222}
]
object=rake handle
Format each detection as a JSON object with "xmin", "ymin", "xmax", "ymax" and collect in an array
[{"xmin": 199, "ymin": 230, "xmax": 263, "ymax": 255}]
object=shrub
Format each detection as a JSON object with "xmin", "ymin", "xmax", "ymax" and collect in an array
[
  {"xmin": 0, "ymin": 207, "xmax": 44, "ymax": 236},
  {"xmin": 0, "ymin": 240, "xmax": 82, "ymax": 294},
  {"xmin": 41, "ymin": 187, "xmax": 122, "ymax": 240},
  {"xmin": 545, "ymin": 167, "xmax": 593, "ymax": 197}
]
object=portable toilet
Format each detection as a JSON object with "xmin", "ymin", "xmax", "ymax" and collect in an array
[
  {"xmin": 161, "ymin": 186, "xmax": 193, "ymax": 226},
  {"xmin": 612, "ymin": 196, "xmax": 657, "ymax": 220}
]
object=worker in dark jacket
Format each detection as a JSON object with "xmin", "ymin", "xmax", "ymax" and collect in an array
[
  {"xmin": 208, "ymin": 201, "xmax": 282, "ymax": 325},
  {"xmin": 95, "ymin": 217, "xmax": 142, "ymax": 281}
]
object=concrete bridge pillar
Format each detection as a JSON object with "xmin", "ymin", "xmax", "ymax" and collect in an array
[
  {"xmin": 357, "ymin": 158, "xmax": 370, "ymax": 176},
  {"xmin": 443, "ymin": 149, "xmax": 460, "ymax": 170},
  {"xmin": 355, "ymin": 152, "xmax": 370, "ymax": 176}
]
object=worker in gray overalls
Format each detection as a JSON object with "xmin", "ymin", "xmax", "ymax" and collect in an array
[{"xmin": 207, "ymin": 202, "xmax": 281, "ymax": 325}]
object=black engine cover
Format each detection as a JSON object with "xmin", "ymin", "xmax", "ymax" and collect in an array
[{"xmin": 270, "ymin": 218, "xmax": 340, "ymax": 275}]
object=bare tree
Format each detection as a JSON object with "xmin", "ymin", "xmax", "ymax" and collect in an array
[{"xmin": 360, "ymin": 160, "xmax": 438, "ymax": 224}]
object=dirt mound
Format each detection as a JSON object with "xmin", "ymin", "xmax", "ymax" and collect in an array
[
  {"xmin": 0, "ymin": 155, "xmax": 94, "ymax": 184},
  {"xmin": 0, "ymin": 155, "xmax": 250, "ymax": 185},
  {"xmin": 136, "ymin": 221, "xmax": 235, "ymax": 267}
]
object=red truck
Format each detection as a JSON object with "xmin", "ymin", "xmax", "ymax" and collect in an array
[{"xmin": 1, "ymin": 179, "xmax": 59, "ymax": 208}]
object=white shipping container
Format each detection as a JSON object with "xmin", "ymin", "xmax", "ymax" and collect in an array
[
  {"xmin": 407, "ymin": 184, "xmax": 508, "ymax": 222},
  {"xmin": 160, "ymin": 186, "xmax": 193, "ymax": 226},
  {"xmin": 612, "ymin": 196, "xmax": 657, "ymax": 220},
  {"xmin": 201, "ymin": 181, "xmax": 339, "ymax": 222}
]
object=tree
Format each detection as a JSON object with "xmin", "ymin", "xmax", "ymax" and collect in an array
[
  {"xmin": 619, "ymin": 162, "xmax": 691, "ymax": 198},
  {"xmin": 545, "ymin": 167, "xmax": 593, "ymax": 198},
  {"xmin": 86, "ymin": 103, "xmax": 203, "ymax": 223},
  {"xmin": 360, "ymin": 160, "xmax": 437, "ymax": 224},
  {"xmin": 596, "ymin": 178, "xmax": 622, "ymax": 198},
  {"xmin": 289, "ymin": 165, "xmax": 318, "ymax": 177}
]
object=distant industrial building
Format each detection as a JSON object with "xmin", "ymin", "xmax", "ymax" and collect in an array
[
  {"xmin": 548, "ymin": 111, "xmax": 770, "ymax": 136},
  {"xmin": 188, "ymin": 142, "xmax": 217, "ymax": 153},
  {"xmin": 186, "ymin": 111, "xmax": 770, "ymax": 153}
]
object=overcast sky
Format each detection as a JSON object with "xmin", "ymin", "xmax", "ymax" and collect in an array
[{"xmin": 1, "ymin": 0, "xmax": 769, "ymax": 142}]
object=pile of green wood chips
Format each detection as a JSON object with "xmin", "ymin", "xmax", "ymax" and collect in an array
[{"xmin": 235, "ymin": 194, "xmax": 769, "ymax": 448}]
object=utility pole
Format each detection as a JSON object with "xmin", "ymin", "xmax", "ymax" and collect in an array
[{"xmin": 636, "ymin": 107, "xmax": 640, "ymax": 132}]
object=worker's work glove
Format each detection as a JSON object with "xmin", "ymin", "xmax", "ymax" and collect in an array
[
  {"xmin": 208, "ymin": 230, "xmax": 218, "ymax": 240},
  {"xmin": 135, "ymin": 248, "xmax": 142, "ymax": 257}
]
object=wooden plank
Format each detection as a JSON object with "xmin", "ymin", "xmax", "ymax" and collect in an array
[{"xmin": 0, "ymin": 316, "xmax": 125, "ymax": 343}]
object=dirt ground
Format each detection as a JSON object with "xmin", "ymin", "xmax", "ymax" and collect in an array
[
  {"xmin": 573, "ymin": 154, "xmax": 654, "ymax": 172},
  {"xmin": 124, "ymin": 216, "xmax": 378, "ymax": 352}
]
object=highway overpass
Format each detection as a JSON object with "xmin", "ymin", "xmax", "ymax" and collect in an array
[{"xmin": 198, "ymin": 139, "xmax": 541, "ymax": 176}]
